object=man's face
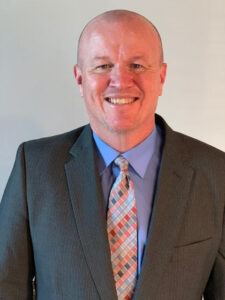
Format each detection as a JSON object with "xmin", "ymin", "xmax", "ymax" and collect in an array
[{"xmin": 74, "ymin": 18, "xmax": 167, "ymax": 140}]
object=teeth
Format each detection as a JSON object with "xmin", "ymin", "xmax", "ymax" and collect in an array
[{"xmin": 106, "ymin": 98, "xmax": 136, "ymax": 104}]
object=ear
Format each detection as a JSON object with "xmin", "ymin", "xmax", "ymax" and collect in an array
[
  {"xmin": 159, "ymin": 63, "xmax": 167, "ymax": 96},
  {"xmin": 74, "ymin": 64, "xmax": 83, "ymax": 97}
]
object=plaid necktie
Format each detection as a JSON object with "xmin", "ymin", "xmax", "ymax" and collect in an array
[{"xmin": 107, "ymin": 156, "xmax": 137, "ymax": 300}]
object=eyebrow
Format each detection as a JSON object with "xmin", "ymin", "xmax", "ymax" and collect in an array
[
  {"xmin": 129, "ymin": 56, "xmax": 145, "ymax": 60},
  {"xmin": 92, "ymin": 55, "xmax": 146, "ymax": 61},
  {"xmin": 92, "ymin": 56, "xmax": 111, "ymax": 61}
]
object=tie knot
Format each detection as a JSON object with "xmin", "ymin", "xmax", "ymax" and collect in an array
[{"xmin": 114, "ymin": 156, "xmax": 129, "ymax": 173}]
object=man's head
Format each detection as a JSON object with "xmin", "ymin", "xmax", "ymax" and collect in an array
[
  {"xmin": 74, "ymin": 10, "xmax": 167, "ymax": 150},
  {"xmin": 77, "ymin": 10, "xmax": 164, "ymax": 67}
]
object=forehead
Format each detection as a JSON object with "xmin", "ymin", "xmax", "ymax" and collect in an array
[{"xmin": 80, "ymin": 19, "xmax": 160, "ymax": 63}]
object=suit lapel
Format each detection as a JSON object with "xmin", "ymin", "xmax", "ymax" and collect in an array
[
  {"xmin": 134, "ymin": 118, "xmax": 194, "ymax": 299},
  {"xmin": 64, "ymin": 126, "xmax": 117, "ymax": 300},
  {"xmin": 64, "ymin": 118, "xmax": 194, "ymax": 300}
]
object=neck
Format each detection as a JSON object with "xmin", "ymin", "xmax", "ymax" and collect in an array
[{"xmin": 92, "ymin": 123, "xmax": 155, "ymax": 153}]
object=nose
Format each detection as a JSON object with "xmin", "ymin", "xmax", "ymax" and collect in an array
[{"xmin": 109, "ymin": 65, "xmax": 134, "ymax": 89}]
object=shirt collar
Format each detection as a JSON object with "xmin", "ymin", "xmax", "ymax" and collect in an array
[{"xmin": 93, "ymin": 126, "xmax": 158, "ymax": 178}]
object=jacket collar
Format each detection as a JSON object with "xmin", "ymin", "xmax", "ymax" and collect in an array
[{"xmin": 65, "ymin": 116, "xmax": 194, "ymax": 299}]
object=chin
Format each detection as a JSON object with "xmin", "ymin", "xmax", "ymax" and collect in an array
[{"xmin": 106, "ymin": 122, "xmax": 138, "ymax": 134}]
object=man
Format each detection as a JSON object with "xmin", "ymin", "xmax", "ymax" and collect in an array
[{"xmin": 0, "ymin": 9, "xmax": 224, "ymax": 300}]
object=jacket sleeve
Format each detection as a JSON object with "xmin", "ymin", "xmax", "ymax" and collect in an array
[
  {"xmin": 0, "ymin": 144, "xmax": 35, "ymax": 300},
  {"xmin": 204, "ymin": 202, "xmax": 225, "ymax": 299}
]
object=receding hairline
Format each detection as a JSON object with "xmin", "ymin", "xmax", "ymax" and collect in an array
[{"xmin": 77, "ymin": 10, "xmax": 164, "ymax": 66}]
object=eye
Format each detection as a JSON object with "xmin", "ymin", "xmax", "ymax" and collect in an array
[
  {"xmin": 131, "ymin": 63, "xmax": 144, "ymax": 69},
  {"xmin": 96, "ymin": 64, "xmax": 113, "ymax": 70}
]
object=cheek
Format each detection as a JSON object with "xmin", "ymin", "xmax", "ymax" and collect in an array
[
  {"xmin": 140, "ymin": 75, "xmax": 162, "ymax": 95},
  {"xmin": 83, "ymin": 76, "xmax": 108, "ymax": 97}
]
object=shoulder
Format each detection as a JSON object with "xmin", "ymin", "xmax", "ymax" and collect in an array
[
  {"xmin": 156, "ymin": 114, "xmax": 225, "ymax": 172},
  {"xmin": 174, "ymin": 130, "xmax": 225, "ymax": 162},
  {"xmin": 17, "ymin": 124, "xmax": 91, "ymax": 164},
  {"xmin": 174, "ymin": 131, "xmax": 225, "ymax": 183}
]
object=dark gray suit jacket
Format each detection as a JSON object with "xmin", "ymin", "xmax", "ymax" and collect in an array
[{"xmin": 0, "ymin": 115, "xmax": 225, "ymax": 299}]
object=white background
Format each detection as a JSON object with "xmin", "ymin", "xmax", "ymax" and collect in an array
[{"xmin": 1, "ymin": 0, "xmax": 225, "ymax": 198}]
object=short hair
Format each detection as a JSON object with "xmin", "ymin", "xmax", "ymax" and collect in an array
[{"xmin": 77, "ymin": 10, "xmax": 164, "ymax": 66}]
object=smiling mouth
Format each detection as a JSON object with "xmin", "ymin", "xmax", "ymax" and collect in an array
[{"xmin": 105, "ymin": 97, "xmax": 139, "ymax": 104}]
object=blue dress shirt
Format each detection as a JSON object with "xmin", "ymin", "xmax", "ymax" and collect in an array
[{"xmin": 93, "ymin": 126, "xmax": 163, "ymax": 274}]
